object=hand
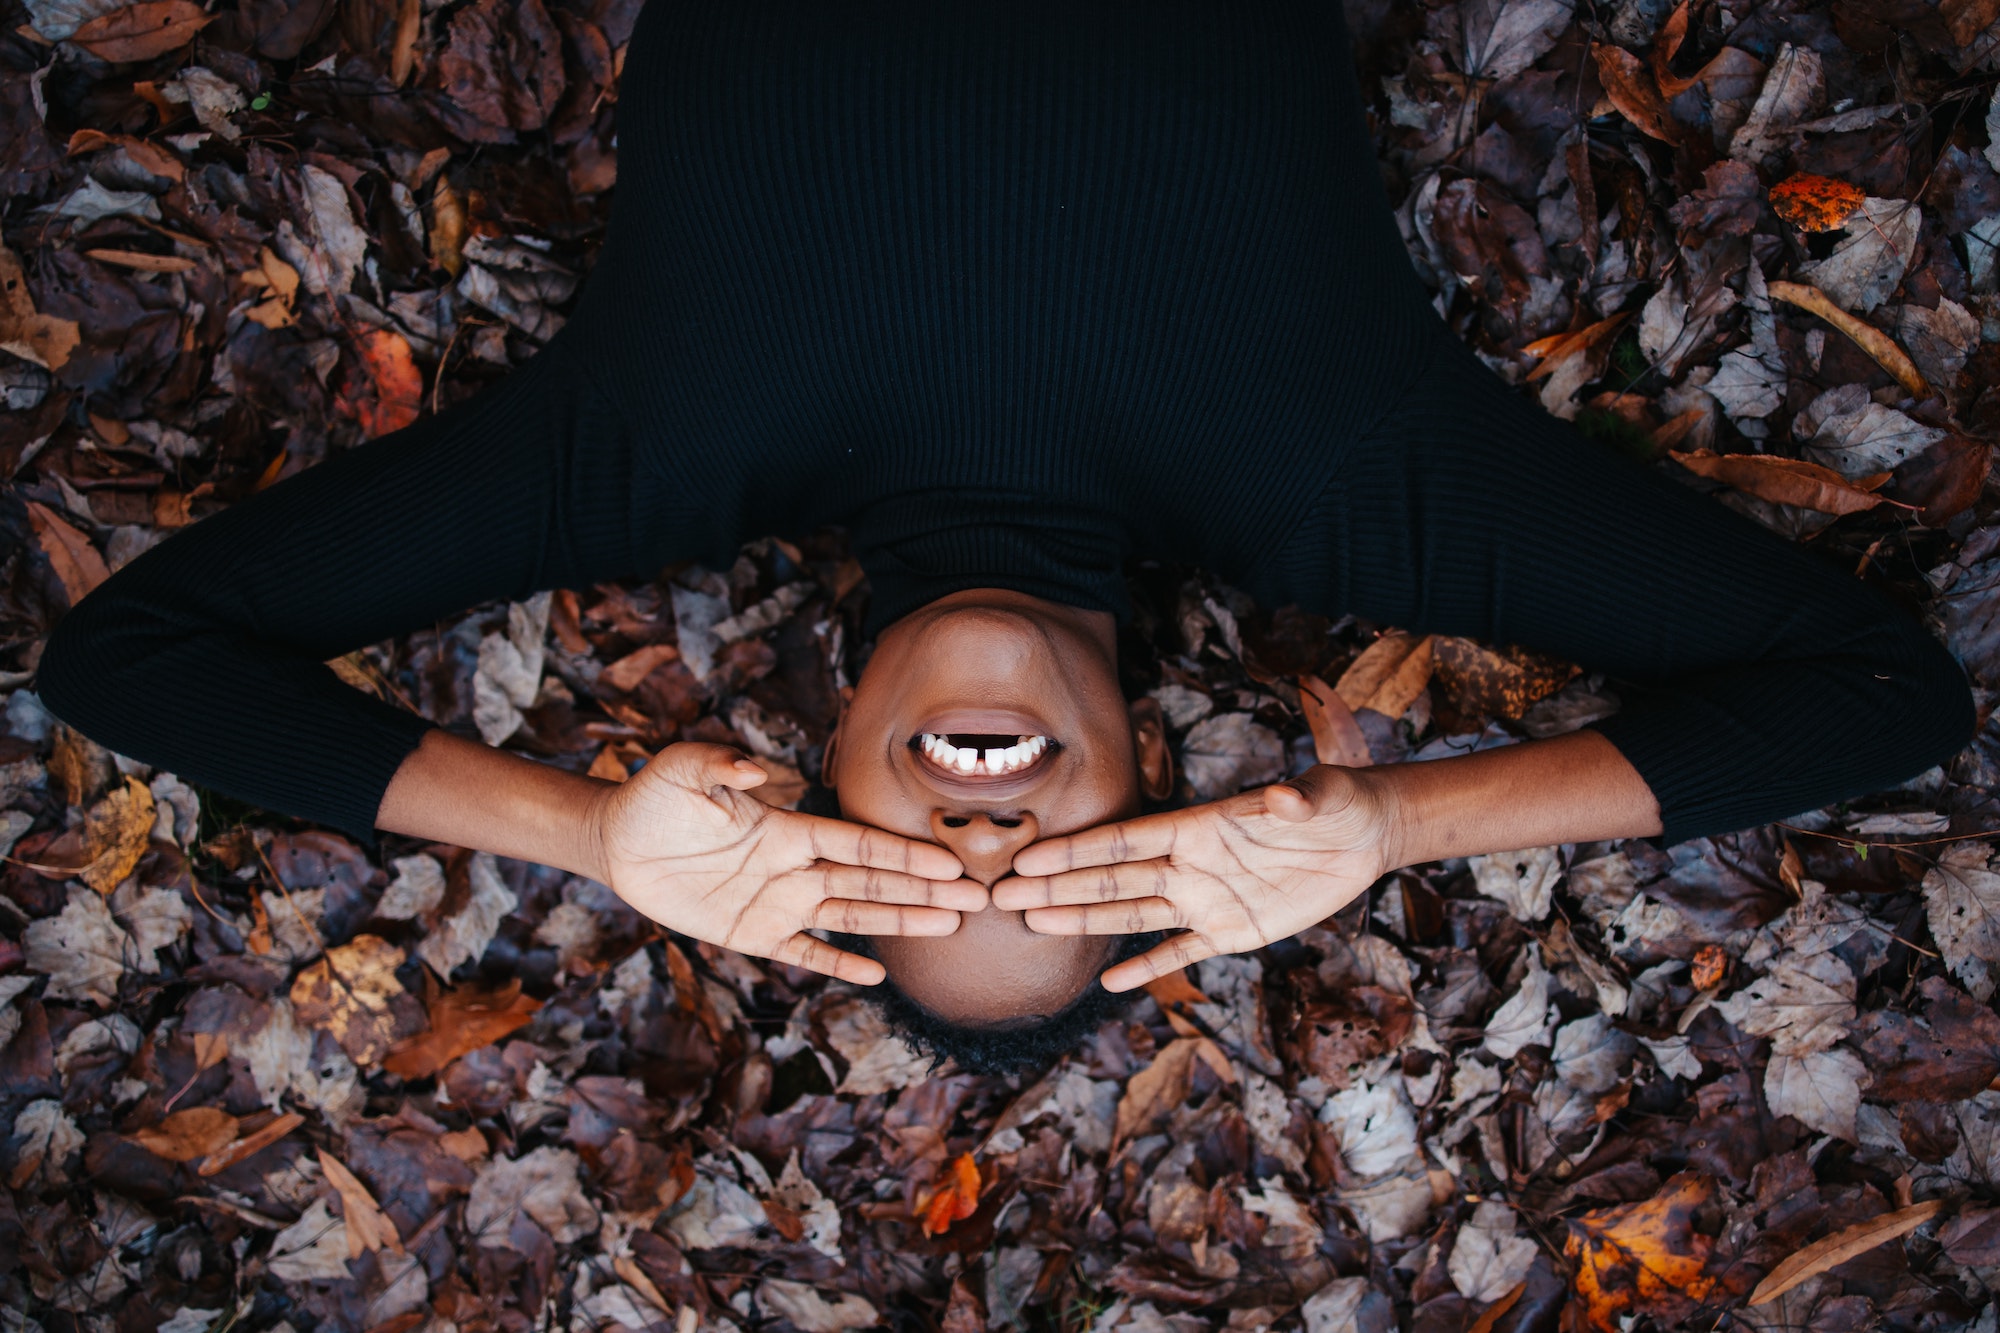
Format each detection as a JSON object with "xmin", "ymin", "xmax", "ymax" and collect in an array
[
  {"xmin": 591, "ymin": 743, "xmax": 977, "ymax": 984},
  {"xmin": 991, "ymin": 765, "xmax": 1394, "ymax": 990}
]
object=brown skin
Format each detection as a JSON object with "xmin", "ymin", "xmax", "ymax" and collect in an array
[{"xmin": 820, "ymin": 588, "xmax": 1173, "ymax": 1024}]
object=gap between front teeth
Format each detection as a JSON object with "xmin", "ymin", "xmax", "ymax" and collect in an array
[{"xmin": 920, "ymin": 733, "xmax": 1049, "ymax": 777}]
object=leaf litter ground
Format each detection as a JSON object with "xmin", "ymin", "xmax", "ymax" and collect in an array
[{"xmin": 5, "ymin": 0, "xmax": 2000, "ymax": 1330}]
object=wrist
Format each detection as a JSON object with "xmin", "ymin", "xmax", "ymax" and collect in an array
[{"xmin": 1348, "ymin": 765, "xmax": 1413, "ymax": 875}]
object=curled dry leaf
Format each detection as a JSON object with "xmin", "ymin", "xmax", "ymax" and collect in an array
[
  {"xmin": 917, "ymin": 1153, "xmax": 982, "ymax": 1237},
  {"xmin": 380, "ymin": 979, "xmax": 541, "ymax": 1078},
  {"xmin": 1669, "ymin": 450, "xmax": 1891, "ymax": 516},
  {"xmin": 1335, "ymin": 631, "xmax": 1435, "ymax": 718},
  {"xmin": 1766, "ymin": 281, "xmax": 1930, "ymax": 399}
]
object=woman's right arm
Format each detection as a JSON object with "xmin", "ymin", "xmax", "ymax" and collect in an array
[{"xmin": 36, "ymin": 332, "xmax": 688, "ymax": 849}]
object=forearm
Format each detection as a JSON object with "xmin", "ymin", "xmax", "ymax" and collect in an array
[
  {"xmin": 1364, "ymin": 729, "xmax": 1662, "ymax": 869},
  {"xmin": 375, "ymin": 728, "xmax": 614, "ymax": 882}
]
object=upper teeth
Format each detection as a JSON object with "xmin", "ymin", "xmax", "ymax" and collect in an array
[{"xmin": 920, "ymin": 734, "xmax": 1049, "ymax": 777}]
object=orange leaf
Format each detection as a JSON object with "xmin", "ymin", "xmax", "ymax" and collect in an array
[
  {"xmin": 26, "ymin": 502, "xmax": 109, "ymax": 606},
  {"xmin": 1564, "ymin": 1173, "xmax": 1717, "ymax": 1331},
  {"xmin": 1592, "ymin": 44, "xmax": 1677, "ymax": 142},
  {"xmin": 68, "ymin": 1, "xmax": 214, "ymax": 62},
  {"xmin": 340, "ymin": 328, "xmax": 424, "ymax": 438},
  {"xmin": 196, "ymin": 1111, "xmax": 302, "ymax": 1177},
  {"xmin": 380, "ymin": 980, "xmax": 541, "ymax": 1079},
  {"xmin": 318, "ymin": 1147, "xmax": 403, "ymax": 1257},
  {"xmin": 1669, "ymin": 450, "xmax": 1891, "ymax": 516},
  {"xmin": 599, "ymin": 642, "xmax": 680, "ymax": 692},
  {"xmin": 130, "ymin": 1106, "xmax": 239, "ymax": 1162},
  {"xmin": 1690, "ymin": 944, "xmax": 1728, "ymax": 992},
  {"xmin": 1334, "ymin": 632, "xmax": 1435, "ymax": 719},
  {"xmin": 1521, "ymin": 314, "xmax": 1628, "ymax": 382},
  {"xmin": 1768, "ymin": 173, "xmax": 1865, "ymax": 234},
  {"xmin": 919, "ymin": 1153, "xmax": 983, "ymax": 1236}
]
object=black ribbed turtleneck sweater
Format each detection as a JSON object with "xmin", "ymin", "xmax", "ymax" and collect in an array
[{"xmin": 39, "ymin": 0, "xmax": 1973, "ymax": 848}]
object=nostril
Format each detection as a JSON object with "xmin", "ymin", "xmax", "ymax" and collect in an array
[
  {"xmin": 989, "ymin": 817, "xmax": 1022, "ymax": 828},
  {"xmin": 940, "ymin": 815, "xmax": 970, "ymax": 828}
]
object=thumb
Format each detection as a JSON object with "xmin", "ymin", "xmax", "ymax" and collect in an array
[
  {"xmin": 649, "ymin": 742, "xmax": 768, "ymax": 791},
  {"xmin": 1263, "ymin": 764, "xmax": 1348, "ymax": 823}
]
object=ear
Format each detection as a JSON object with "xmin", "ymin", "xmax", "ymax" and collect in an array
[
  {"xmin": 820, "ymin": 684, "xmax": 856, "ymax": 788},
  {"xmin": 1128, "ymin": 696, "xmax": 1175, "ymax": 801}
]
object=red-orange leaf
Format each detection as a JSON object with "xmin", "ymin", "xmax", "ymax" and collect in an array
[
  {"xmin": 381, "ymin": 980, "xmax": 541, "ymax": 1079},
  {"xmin": 919, "ymin": 1153, "xmax": 982, "ymax": 1236},
  {"xmin": 1592, "ymin": 43, "xmax": 1677, "ymax": 142},
  {"xmin": 338, "ymin": 328, "xmax": 424, "ymax": 439},
  {"xmin": 1768, "ymin": 173, "xmax": 1865, "ymax": 233},
  {"xmin": 68, "ymin": 1, "xmax": 214, "ymax": 62}
]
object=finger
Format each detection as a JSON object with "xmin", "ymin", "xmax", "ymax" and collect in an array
[
  {"xmin": 1264, "ymin": 764, "xmax": 1357, "ymax": 822},
  {"xmin": 1100, "ymin": 932, "xmax": 1217, "ymax": 993},
  {"xmin": 1263, "ymin": 781, "xmax": 1316, "ymax": 822},
  {"xmin": 651, "ymin": 742, "xmax": 766, "ymax": 790},
  {"xmin": 810, "ymin": 899, "xmax": 965, "ymax": 936},
  {"xmin": 771, "ymin": 931, "xmax": 886, "ymax": 986},
  {"xmin": 793, "ymin": 813, "xmax": 964, "ymax": 881},
  {"xmin": 991, "ymin": 859, "xmax": 1174, "ymax": 910},
  {"xmin": 819, "ymin": 865, "xmax": 990, "ymax": 913},
  {"xmin": 1020, "ymin": 896, "xmax": 1183, "ymax": 936},
  {"xmin": 1010, "ymin": 813, "xmax": 1182, "ymax": 877}
]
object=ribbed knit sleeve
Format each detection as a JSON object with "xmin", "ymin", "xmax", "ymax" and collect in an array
[
  {"xmin": 1261, "ymin": 331, "xmax": 1975, "ymax": 846},
  {"xmin": 37, "ymin": 334, "xmax": 686, "ymax": 846}
]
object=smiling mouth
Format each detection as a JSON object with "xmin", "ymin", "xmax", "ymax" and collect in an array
[{"xmin": 913, "ymin": 732, "xmax": 1057, "ymax": 778}]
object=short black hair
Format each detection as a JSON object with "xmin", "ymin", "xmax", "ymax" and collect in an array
[{"xmin": 831, "ymin": 930, "xmax": 1165, "ymax": 1077}]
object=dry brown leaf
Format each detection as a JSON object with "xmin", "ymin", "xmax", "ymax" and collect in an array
[
  {"xmin": 380, "ymin": 979, "xmax": 542, "ymax": 1078},
  {"xmin": 0, "ymin": 247, "xmax": 81, "ymax": 371},
  {"xmin": 196, "ymin": 1111, "xmax": 303, "ymax": 1177},
  {"xmin": 338, "ymin": 329, "xmax": 424, "ymax": 439},
  {"xmin": 68, "ymin": 1, "xmax": 215, "ymax": 61},
  {"xmin": 1767, "ymin": 280, "xmax": 1930, "ymax": 398},
  {"xmin": 79, "ymin": 775, "xmax": 156, "ymax": 895},
  {"xmin": 83, "ymin": 248, "xmax": 195, "ymax": 273},
  {"xmin": 27, "ymin": 502, "xmax": 109, "ymax": 606},
  {"xmin": 1747, "ymin": 1199, "xmax": 1941, "ymax": 1304},
  {"xmin": 1592, "ymin": 43, "xmax": 1677, "ymax": 141},
  {"xmin": 1298, "ymin": 673, "xmax": 1372, "ymax": 768},
  {"xmin": 317, "ymin": 1147, "xmax": 404, "ymax": 1257},
  {"xmin": 289, "ymin": 934, "xmax": 417, "ymax": 1066},
  {"xmin": 600, "ymin": 642, "xmax": 681, "ymax": 692},
  {"xmin": 1334, "ymin": 632, "xmax": 1435, "ymax": 718},
  {"xmin": 1941, "ymin": 0, "xmax": 2000, "ymax": 45},
  {"xmin": 1565, "ymin": 1173, "xmax": 1717, "ymax": 1330},
  {"xmin": 130, "ymin": 1106, "xmax": 239, "ymax": 1162},
  {"xmin": 1669, "ymin": 450, "xmax": 1891, "ymax": 515},
  {"xmin": 430, "ymin": 177, "xmax": 467, "ymax": 277}
]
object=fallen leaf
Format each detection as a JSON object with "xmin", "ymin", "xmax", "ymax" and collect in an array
[
  {"xmin": 131, "ymin": 1106, "xmax": 238, "ymax": 1162},
  {"xmin": 600, "ymin": 642, "xmax": 680, "ymax": 692},
  {"xmin": 1179, "ymin": 712, "xmax": 1285, "ymax": 799},
  {"xmin": 1769, "ymin": 173, "xmax": 1865, "ymax": 232},
  {"xmin": 1747, "ymin": 1199, "xmax": 1940, "ymax": 1304},
  {"xmin": 1298, "ymin": 673, "xmax": 1372, "ymax": 767},
  {"xmin": 464, "ymin": 1146, "xmax": 598, "ymax": 1245},
  {"xmin": 1923, "ymin": 843, "xmax": 2000, "ymax": 1001},
  {"xmin": 1459, "ymin": 0, "xmax": 1576, "ymax": 81},
  {"xmin": 1449, "ymin": 1200, "xmax": 1538, "ymax": 1303},
  {"xmin": 318, "ymin": 1147, "xmax": 403, "ymax": 1257},
  {"xmin": 67, "ymin": 0, "xmax": 212, "ymax": 61},
  {"xmin": 1335, "ymin": 632, "xmax": 1435, "ymax": 718},
  {"xmin": 27, "ymin": 501, "xmax": 110, "ymax": 606},
  {"xmin": 1729, "ymin": 43, "xmax": 1823, "ymax": 169},
  {"xmin": 1796, "ymin": 196, "xmax": 1922, "ymax": 314},
  {"xmin": 918, "ymin": 1152, "xmax": 982, "ymax": 1236},
  {"xmin": 1767, "ymin": 280, "xmax": 1930, "ymax": 398},
  {"xmin": 78, "ymin": 775, "xmax": 155, "ymax": 894},
  {"xmin": 381, "ymin": 979, "xmax": 541, "ymax": 1078},
  {"xmin": 1432, "ymin": 637, "xmax": 1578, "ymax": 721},
  {"xmin": 23, "ymin": 886, "xmax": 128, "ymax": 1005},
  {"xmin": 1564, "ymin": 1174, "xmax": 1717, "ymax": 1330},
  {"xmin": 9, "ymin": 1099, "xmax": 84, "ymax": 1189},
  {"xmin": 196, "ymin": 1111, "xmax": 302, "ymax": 1176},
  {"xmin": 1669, "ymin": 450, "xmax": 1890, "ymax": 515},
  {"xmin": 290, "ymin": 934, "xmax": 420, "ymax": 1066},
  {"xmin": 1469, "ymin": 846, "xmax": 1561, "ymax": 922},
  {"xmin": 337, "ymin": 329, "xmax": 423, "ymax": 439},
  {"xmin": 267, "ymin": 1198, "xmax": 352, "ymax": 1282},
  {"xmin": 756, "ymin": 1280, "xmax": 879, "ymax": 1333},
  {"xmin": 1593, "ymin": 43, "xmax": 1676, "ymax": 141}
]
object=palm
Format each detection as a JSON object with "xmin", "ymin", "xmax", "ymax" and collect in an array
[
  {"xmin": 595, "ymin": 744, "xmax": 975, "ymax": 982},
  {"xmin": 994, "ymin": 766, "xmax": 1391, "ymax": 989}
]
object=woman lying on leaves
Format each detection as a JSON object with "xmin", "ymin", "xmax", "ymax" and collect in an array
[{"xmin": 40, "ymin": 0, "xmax": 1973, "ymax": 1075}]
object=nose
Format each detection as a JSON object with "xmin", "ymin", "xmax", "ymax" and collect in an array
[{"xmin": 928, "ymin": 810, "xmax": 1040, "ymax": 887}]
